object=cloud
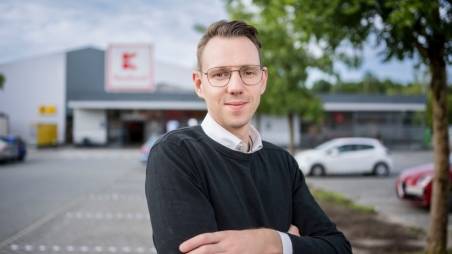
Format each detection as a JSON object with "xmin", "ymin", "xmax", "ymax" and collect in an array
[
  {"xmin": 2, "ymin": 1, "xmax": 449, "ymax": 83},
  {"xmin": 0, "ymin": 0, "xmax": 228, "ymax": 67}
]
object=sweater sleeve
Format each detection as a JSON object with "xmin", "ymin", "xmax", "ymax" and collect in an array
[
  {"xmin": 288, "ymin": 157, "xmax": 352, "ymax": 254},
  {"xmin": 145, "ymin": 139, "xmax": 218, "ymax": 254}
]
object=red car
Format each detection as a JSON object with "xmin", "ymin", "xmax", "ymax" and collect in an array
[{"xmin": 396, "ymin": 155, "xmax": 452, "ymax": 208}]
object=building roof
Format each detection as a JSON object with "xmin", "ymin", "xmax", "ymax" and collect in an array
[
  {"xmin": 68, "ymin": 90, "xmax": 206, "ymax": 110},
  {"xmin": 317, "ymin": 93, "xmax": 425, "ymax": 112},
  {"xmin": 317, "ymin": 93, "xmax": 425, "ymax": 104}
]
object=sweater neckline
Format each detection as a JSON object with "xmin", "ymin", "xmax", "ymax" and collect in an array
[{"xmin": 195, "ymin": 126, "xmax": 255, "ymax": 160}]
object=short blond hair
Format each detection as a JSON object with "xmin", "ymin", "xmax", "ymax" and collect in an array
[{"xmin": 196, "ymin": 20, "xmax": 262, "ymax": 70}]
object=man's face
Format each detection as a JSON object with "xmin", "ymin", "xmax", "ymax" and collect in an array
[{"xmin": 193, "ymin": 36, "xmax": 267, "ymax": 133}]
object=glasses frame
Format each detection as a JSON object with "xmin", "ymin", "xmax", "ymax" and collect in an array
[{"xmin": 201, "ymin": 65, "xmax": 266, "ymax": 87}]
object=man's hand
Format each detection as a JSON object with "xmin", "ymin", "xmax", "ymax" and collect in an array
[
  {"xmin": 288, "ymin": 224, "xmax": 301, "ymax": 236},
  {"xmin": 179, "ymin": 228, "xmax": 282, "ymax": 254}
]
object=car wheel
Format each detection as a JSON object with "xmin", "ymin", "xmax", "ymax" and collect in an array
[
  {"xmin": 373, "ymin": 162, "xmax": 389, "ymax": 177},
  {"xmin": 310, "ymin": 164, "xmax": 325, "ymax": 177}
]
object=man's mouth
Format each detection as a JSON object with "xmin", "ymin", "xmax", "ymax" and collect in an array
[{"xmin": 224, "ymin": 101, "xmax": 248, "ymax": 110}]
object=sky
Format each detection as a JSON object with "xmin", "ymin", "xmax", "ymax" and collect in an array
[{"xmin": 0, "ymin": 0, "xmax": 448, "ymax": 85}]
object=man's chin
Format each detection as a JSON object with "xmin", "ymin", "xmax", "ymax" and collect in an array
[{"xmin": 225, "ymin": 118, "xmax": 251, "ymax": 130}]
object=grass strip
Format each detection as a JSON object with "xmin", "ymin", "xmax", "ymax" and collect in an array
[{"xmin": 311, "ymin": 187, "xmax": 376, "ymax": 214}]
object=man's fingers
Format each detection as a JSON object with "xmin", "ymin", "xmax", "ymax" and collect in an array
[
  {"xmin": 179, "ymin": 232, "xmax": 222, "ymax": 253},
  {"xmin": 288, "ymin": 224, "xmax": 301, "ymax": 236},
  {"xmin": 185, "ymin": 243, "xmax": 224, "ymax": 254}
]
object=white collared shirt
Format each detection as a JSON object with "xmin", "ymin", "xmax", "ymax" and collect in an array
[
  {"xmin": 200, "ymin": 113, "xmax": 293, "ymax": 254},
  {"xmin": 201, "ymin": 113, "xmax": 263, "ymax": 153}
]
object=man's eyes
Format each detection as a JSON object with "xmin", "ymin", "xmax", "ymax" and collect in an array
[
  {"xmin": 211, "ymin": 71, "xmax": 229, "ymax": 78},
  {"xmin": 242, "ymin": 69, "xmax": 259, "ymax": 76},
  {"xmin": 212, "ymin": 72, "xmax": 227, "ymax": 77}
]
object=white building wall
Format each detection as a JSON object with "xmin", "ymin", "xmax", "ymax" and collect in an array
[{"xmin": 0, "ymin": 53, "xmax": 66, "ymax": 145}]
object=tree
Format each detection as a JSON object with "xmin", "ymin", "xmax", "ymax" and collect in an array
[
  {"xmin": 0, "ymin": 73, "xmax": 5, "ymax": 90},
  {"xmin": 311, "ymin": 79, "xmax": 333, "ymax": 93},
  {"xmin": 226, "ymin": 1, "xmax": 325, "ymax": 154},
  {"xmin": 426, "ymin": 86, "xmax": 452, "ymax": 130},
  {"xmin": 227, "ymin": 0, "xmax": 451, "ymax": 252}
]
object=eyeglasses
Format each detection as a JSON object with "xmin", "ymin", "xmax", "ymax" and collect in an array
[{"xmin": 202, "ymin": 65, "xmax": 265, "ymax": 87}]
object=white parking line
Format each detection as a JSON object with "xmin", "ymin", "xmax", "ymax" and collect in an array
[
  {"xmin": 9, "ymin": 244, "xmax": 154, "ymax": 253},
  {"xmin": 24, "ymin": 244, "xmax": 33, "ymax": 251},
  {"xmin": 65, "ymin": 212, "xmax": 148, "ymax": 220},
  {"xmin": 88, "ymin": 194, "xmax": 145, "ymax": 201},
  {"xmin": 49, "ymin": 151, "xmax": 138, "ymax": 160}
]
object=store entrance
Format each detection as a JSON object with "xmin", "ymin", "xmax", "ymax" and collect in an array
[{"xmin": 124, "ymin": 121, "xmax": 144, "ymax": 145}]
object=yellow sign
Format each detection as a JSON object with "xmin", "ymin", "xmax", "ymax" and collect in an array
[
  {"xmin": 39, "ymin": 105, "xmax": 57, "ymax": 116},
  {"xmin": 36, "ymin": 123, "xmax": 57, "ymax": 146}
]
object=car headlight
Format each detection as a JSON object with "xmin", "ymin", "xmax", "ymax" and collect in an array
[{"xmin": 416, "ymin": 174, "xmax": 433, "ymax": 187}]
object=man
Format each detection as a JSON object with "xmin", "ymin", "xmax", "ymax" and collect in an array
[{"xmin": 146, "ymin": 20, "xmax": 351, "ymax": 254}]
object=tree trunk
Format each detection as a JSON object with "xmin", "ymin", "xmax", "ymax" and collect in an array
[
  {"xmin": 255, "ymin": 113, "xmax": 261, "ymax": 132},
  {"xmin": 426, "ymin": 55, "xmax": 450, "ymax": 254},
  {"xmin": 288, "ymin": 112, "xmax": 295, "ymax": 155}
]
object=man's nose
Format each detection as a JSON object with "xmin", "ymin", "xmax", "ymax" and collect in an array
[{"xmin": 227, "ymin": 71, "xmax": 245, "ymax": 94}]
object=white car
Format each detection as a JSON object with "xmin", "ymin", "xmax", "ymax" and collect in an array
[{"xmin": 295, "ymin": 137, "xmax": 393, "ymax": 176}]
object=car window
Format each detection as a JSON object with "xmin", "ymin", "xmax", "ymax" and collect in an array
[
  {"xmin": 315, "ymin": 140, "xmax": 337, "ymax": 150},
  {"xmin": 356, "ymin": 144, "xmax": 374, "ymax": 151},
  {"xmin": 337, "ymin": 145, "xmax": 356, "ymax": 153}
]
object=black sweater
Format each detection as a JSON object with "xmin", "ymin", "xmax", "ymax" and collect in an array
[{"xmin": 145, "ymin": 126, "xmax": 352, "ymax": 253}]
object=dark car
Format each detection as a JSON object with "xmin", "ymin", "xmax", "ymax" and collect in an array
[
  {"xmin": 396, "ymin": 154, "xmax": 452, "ymax": 208},
  {"xmin": 0, "ymin": 135, "xmax": 26, "ymax": 162}
]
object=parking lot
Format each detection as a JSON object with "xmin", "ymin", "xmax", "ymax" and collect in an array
[{"xmin": 0, "ymin": 147, "xmax": 450, "ymax": 253}]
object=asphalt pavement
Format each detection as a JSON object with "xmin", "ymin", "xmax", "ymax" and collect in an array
[{"xmin": 0, "ymin": 148, "xmax": 154, "ymax": 253}]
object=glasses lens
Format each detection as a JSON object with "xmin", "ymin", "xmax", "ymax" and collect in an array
[
  {"xmin": 207, "ymin": 68, "xmax": 230, "ymax": 87},
  {"xmin": 240, "ymin": 66, "xmax": 262, "ymax": 85}
]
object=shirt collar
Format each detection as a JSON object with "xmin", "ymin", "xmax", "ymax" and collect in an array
[{"xmin": 201, "ymin": 113, "xmax": 263, "ymax": 153}]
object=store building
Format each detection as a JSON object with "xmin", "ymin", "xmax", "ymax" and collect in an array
[{"xmin": 302, "ymin": 94, "xmax": 427, "ymax": 148}]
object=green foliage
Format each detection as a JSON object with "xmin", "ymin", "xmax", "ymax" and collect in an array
[
  {"xmin": 0, "ymin": 73, "xmax": 4, "ymax": 90},
  {"xmin": 311, "ymin": 72, "xmax": 427, "ymax": 95},
  {"xmin": 284, "ymin": 0, "xmax": 451, "ymax": 64},
  {"xmin": 193, "ymin": 23, "xmax": 207, "ymax": 34},
  {"xmin": 311, "ymin": 187, "xmax": 376, "ymax": 214}
]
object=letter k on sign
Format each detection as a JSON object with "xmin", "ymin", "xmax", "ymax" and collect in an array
[{"xmin": 122, "ymin": 52, "xmax": 136, "ymax": 70}]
